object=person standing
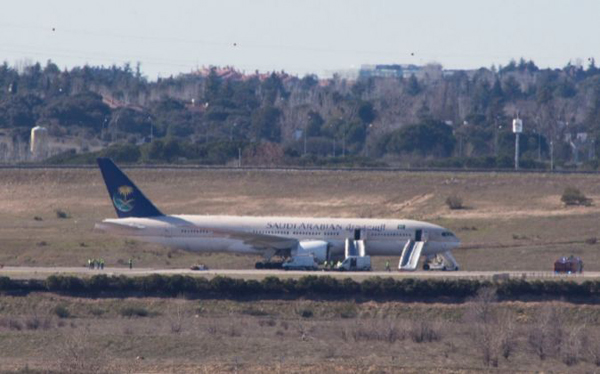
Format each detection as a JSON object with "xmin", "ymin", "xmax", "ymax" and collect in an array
[
  {"xmin": 128, "ymin": 258, "xmax": 133, "ymax": 269},
  {"xmin": 385, "ymin": 260, "xmax": 391, "ymax": 272}
]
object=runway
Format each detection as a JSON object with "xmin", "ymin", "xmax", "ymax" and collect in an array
[{"xmin": 0, "ymin": 266, "xmax": 597, "ymax": 280}]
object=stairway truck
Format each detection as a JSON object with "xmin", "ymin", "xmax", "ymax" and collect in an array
[
  {"xmin": 337, "ymin": 256, "xmax": 371, "ymax": 271},
  {"xmin": 282, "ymin": 255, "xmax": 318, "ymax": 271}
]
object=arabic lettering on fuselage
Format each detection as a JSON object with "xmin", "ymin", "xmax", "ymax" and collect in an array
[{"xmin": 266, "ymin": 222, "xmax": 386, "ymax": 231}]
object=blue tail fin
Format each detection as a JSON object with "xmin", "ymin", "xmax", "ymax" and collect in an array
[{"xmin": 97, "ymin": 158, "xmax": 164, "ymax": 218}]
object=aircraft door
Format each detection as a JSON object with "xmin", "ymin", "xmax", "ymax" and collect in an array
[
  {"xmin": 354, "ymin": 229, "xmax": 361, "ymax": 240},
  {"xmin": 415, "ymin": 229, "xmax": 422, "ymax": 242}
]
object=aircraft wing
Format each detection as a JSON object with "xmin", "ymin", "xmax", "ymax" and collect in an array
[
  {"xmin": 175, "ymin": 223, "xmax": 298, "ymax": 251},
  {"xmin": 209, "ymin": 227, "xmax": 299, "ymax": 250}
]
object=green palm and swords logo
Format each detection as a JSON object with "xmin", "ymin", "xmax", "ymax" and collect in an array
[{"xmin": 112, "ymin": 185, "xmax": 134, "ymax": 212}]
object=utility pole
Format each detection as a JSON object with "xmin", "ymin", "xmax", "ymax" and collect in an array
[{"xmin": 512, "ymin": 116, "xmax": 523, "ymax": 170}]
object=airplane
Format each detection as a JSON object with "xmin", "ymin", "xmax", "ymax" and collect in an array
[{"xmin": 94, "ymin": 158, "xmax": 461, "ymax": 271}]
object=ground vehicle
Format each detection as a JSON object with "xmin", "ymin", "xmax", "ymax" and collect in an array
[
  {"xmin": 336, "ymin": 255, "xmax": 371, "ymax": 271},
  {"xmin": 282, "ymin": 256, "xmax": 318, "ymax": 270},
  {"xmin": 554, "ymin": 256, "xmax": 583, "ymax": 274},
  {"xmin": 190, "ymin": 264, "xmax": 209, "ymax": 271}
]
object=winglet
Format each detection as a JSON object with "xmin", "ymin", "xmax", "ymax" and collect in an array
[{"xmin": 97, "ymin": 158, "xmax": 164, "ymax": 218}]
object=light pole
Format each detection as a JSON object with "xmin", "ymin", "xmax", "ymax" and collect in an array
[
  {"xmin": 512, "ymin": 117, "xmax": 523, "ymax": 170},
  {"xmin": 364, "ymin": 123, "xmax": 373, "ymax": 158}
]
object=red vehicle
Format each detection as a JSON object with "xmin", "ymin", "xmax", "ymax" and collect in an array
[{"xmin": 554, "ymin": 256, "xmax": 583, "ymax": 274}]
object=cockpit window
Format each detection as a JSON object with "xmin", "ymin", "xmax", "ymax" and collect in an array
[{"xmin": 441, "ymin": 231, "xmax": 455, "ymax": 237}]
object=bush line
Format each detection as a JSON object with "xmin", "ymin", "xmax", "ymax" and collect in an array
[{"xmin": 0, "ymin": 275, "xmax": 597, "ymax": 299}]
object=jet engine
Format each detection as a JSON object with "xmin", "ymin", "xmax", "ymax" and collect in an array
[{"xmin": 292, "ymin": 240, "xmax": 329, "ymax": 263}]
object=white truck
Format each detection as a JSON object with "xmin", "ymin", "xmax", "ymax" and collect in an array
[
  {"xmin": 336, "ymin": 256, "xmax": 371, "ymax": 271},
  {"xmin": 282, "ymin": 256, "xmax": 318, "ymax": 271}
]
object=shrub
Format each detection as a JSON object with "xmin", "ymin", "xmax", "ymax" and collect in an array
[
  {"xmin": 120, "ymin": 307, "xmax": 150, "ymax": 318},
  {"xmin": 55, "ymin": 209, "xmax": 70, "ymax": 219},
  {"xmin": 0, "ymin": 276, "xmax": 13, "ymax": 290},
  {"xmin": 561, "ymin": 187, "xmax": 592, "ymax": 206},
  {"xmin": 409, "ymin": 319, "xmax": 441, "ymax": 343},
  {"xmin": 89, "ymin": 308, "xmax": 105, "ymax": 317},
  {"xmin": 53, "ymin": 305, "xmax": 70, "ymax": 319},
  {"xmin": 445, "ymin": 195, "xmax": 464, "ymax": 210},
  {"xmin": 298, "ymin": 308, "xmax": 313, "ymax": 318},
  {"xmin": 46, "ymin": 275, "xmax": 86, "ymax": 292}
]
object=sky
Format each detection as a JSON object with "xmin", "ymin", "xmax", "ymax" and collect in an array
[{"xmin": 1, "ymin": 0, "xmax": 599, "ymax": 80}]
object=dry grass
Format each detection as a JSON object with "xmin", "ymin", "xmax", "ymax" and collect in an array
[
  {"xmin": 0, "ymin": 294, "xmax": 600, "ymax": 373},
  {"xmin": 2, "ymin": 168, "xmax": 600, "ymax": 271}
]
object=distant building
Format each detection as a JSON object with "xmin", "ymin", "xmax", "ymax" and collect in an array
[{"xmin": 359, "ymin": 64, "xmax": 422, "ymax": 79}]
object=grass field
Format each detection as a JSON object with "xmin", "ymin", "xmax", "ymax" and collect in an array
[
  {"xmin": 0, "ymin": 292, "xmax": 599, "ymax": 373},
  {"xmin": 3, "ymin": 168, "xmax": 600, "ymax": 372},
  {"xmin": 1, "ymin": 167, "xmax": 600, "ymax": 271}
]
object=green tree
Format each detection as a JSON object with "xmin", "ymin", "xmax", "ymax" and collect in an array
[
  {"xmin": 357, "ymin": 101, "xmax": 376, "ymax": 124},
  {"xmin": 306, "ymin": 111, "xmax": 324, "ymax": 136},
  {"xmin": 42, "ymin": 92, "xmax": 109, "ymax": 131},
  {"xmin": 386, "ymin": 119, "xmax": 456, "ymax": 157},
  {"xmin": 251, "ymin": 106, "xmax": 281, "ymax": 142}
]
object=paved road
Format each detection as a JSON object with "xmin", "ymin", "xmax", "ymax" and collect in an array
[{"xmin": 0, "ymin": 266, "xmax": 596, "ymax": 280}]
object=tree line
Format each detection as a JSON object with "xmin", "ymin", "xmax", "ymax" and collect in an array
[{"xmin": 2, "ymin": 59, "xmax": 600, "ymax": 168}]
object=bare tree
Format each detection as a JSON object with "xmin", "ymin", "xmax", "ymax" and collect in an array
[
  {"xmin": 528, "ymin": 305, "xmax": 564, "ymax": 361},
  {"xmin": 466, "ymin": 287, "xmax": 517, "ymax": 367},
  {"xmin": 55, "ymin": 328, "xmax": 107, "ymax": 374},
  {"xmin": 561, "ymin": 322, "xmax": 585, "ymax": 366}
]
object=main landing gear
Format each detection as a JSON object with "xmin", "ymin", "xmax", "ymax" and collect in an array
[{"xmin": 255, "ymin": 261, "xmax": 283, "ymax": 269}]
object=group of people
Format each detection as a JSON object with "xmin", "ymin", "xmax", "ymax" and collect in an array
[
  {"xmin": 322, "ymin": 260, "xmax": 342, "ymax": 269},
  {"xmin": 87, "ymin": 258, "xmax": 134, "ymax": 269},
  {"xmin": 87, "ymin": 258, "xmax": 105, "ymax": 270}
]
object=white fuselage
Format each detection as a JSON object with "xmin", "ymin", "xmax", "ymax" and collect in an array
[{"xmin": 95, "ymin": 215, "xmax": 460, "ymax": 258}]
